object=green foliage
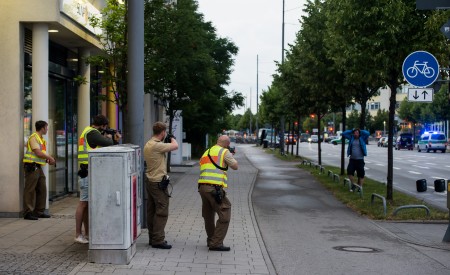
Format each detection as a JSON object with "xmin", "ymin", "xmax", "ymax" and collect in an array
[
  {"xmin": 143, "ymin": 0, "xmax": 243, "ymax": 154},
  {"xmin": 87, "ymin": 0, "xmax": 127, "ymax": 110}
]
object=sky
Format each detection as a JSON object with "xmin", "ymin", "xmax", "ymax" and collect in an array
[{"xmin": 196, "ymin": 0, "xmax": 307, "ymax": 115}]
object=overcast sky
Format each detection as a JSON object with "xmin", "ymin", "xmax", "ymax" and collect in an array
[{"xmin": 196, "ymin": 0, "xmax": 307, "ymax": 115}]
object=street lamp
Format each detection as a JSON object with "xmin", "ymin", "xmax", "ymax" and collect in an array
[{"xmin": 383, "ymin": 121, "xmax": 386, "ymax": 136}]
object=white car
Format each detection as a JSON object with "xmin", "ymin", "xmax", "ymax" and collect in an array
[{"xmin": 309, "ymin": 135, "xmax": 319, "ymax": 143}]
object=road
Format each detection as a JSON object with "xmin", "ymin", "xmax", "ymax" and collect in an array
[
  {"xmin": 239, "ymin": 144, "xmax": 450, "ymax": 275},
  {"xmin": 284, "ymin": 141, "xmax": 449, "ymax": 211}
]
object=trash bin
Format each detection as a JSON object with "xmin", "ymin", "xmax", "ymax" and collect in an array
[
  {"xmin": 416, "ymin": 179, "xmax": 427, "ymax": 192},
  {"xmin": 434, "ymin": 179, "xmax": 446, "ymax": 192},
  {"xmin": 263, "ymin": 140, "xmax": 268, "ymax": 148}
]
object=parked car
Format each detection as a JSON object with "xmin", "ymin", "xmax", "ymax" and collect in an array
[
  {"xmin": 264, "ymin": 135, "xmax": 280, "ymax": 148},
  {"xmin": 331, "ymin": 137, "xmax": 348, "ymax": 145},
  {"xmin": 417, "ymin": 131, "xmax": 447, "ymax": 153},
  {"xmin": 395, "ymin": 133, "xmax": 413, "ymax": 150}
]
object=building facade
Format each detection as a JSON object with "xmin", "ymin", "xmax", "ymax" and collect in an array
[{"xmin": 0, "ymin": 0, "xmax": 112, "ymax": 217}]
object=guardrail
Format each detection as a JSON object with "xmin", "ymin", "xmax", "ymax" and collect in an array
[
  {"xmin": 370, "ymin": 193, "xmax": 387, "ymax": 216},
  {"xmin": 392, "ymin": 205, "xmax": 430, "ymax": 217}
]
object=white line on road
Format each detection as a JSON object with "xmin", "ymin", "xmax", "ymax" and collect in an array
[
  {"xmin": 431, "ymin": 176, "xmax": 448, "ymax": 180},
  {"xmin": 412, "ymin": 165, "xmax": 429, "ymax": 169},
  {"xmin": 408, "ymin": 171, "xmax": 422, "ymax": 174},
  {"xmin": 407, "ymin": 160, "xmax": 418, "ymax": 163},
  {"xmin": 393, "ymin": 167, "xmax": 400, "ymax": 170}
]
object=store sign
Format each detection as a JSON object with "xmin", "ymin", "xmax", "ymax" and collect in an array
[{"xmin": 60, "ymin": 0, "xmax": 102, "ymax": 35}]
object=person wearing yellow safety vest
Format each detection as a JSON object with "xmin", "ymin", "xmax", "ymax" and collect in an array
[
  {"xmin": 74, "ymin": 115, "xmax": 121, "ymax": 244},
  {"xmin": 198, "ymin": 135, "xmax": 238, "ymax": 251},
  {"xmin": 143, "ymin": 122, "xmax": 178, "ymax": 249},
  {"xmin": 23, "ymin": 120, "xmax": 56, "ymax": 220}
]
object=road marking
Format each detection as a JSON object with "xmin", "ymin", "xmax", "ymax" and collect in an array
[
  {"xmin": 407, "ymin": 160, "xmax": 418, "ymax": 163},
  {"xmin": 393, "ymin": 167, "xmax": 400, "ymax": 170},
  {"xmin": 412, "ymin": 165, "xmax": 429, "ymax": 169},
  {"xmin": 425, "ymin": 163, "xmax": 437, "ymax": 166},
  {"xmin": 375, "ymin": 163, "xmax": 384, "ymax": 166},
  {"xmin": 408, "ymin": 171, "xmax": 422, "ymax": 174}
]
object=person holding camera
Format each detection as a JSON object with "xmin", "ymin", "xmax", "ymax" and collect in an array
[
  {"xmin": 74, "ymin": 115, "xmax": 121, "ymax": 244},
  {"xmin": 144, "ymin": 121, "xmax": 178, "ymax": 249},
  {"xmin": 198, "ymin": 135, "xmax": 238, "ymax": 251},
  {"xmin": 23, "ymin": 120, "xmax": 56, "ymax": 220}
]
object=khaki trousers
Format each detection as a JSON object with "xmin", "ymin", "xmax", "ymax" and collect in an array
[
  {"xmin": 198, "ymin": 184, "xmax": 231, "ymax": 248},
  {"xmin": 23, "ymin": 166, "xmax": 46, "ymax": 216},
  {"xmin": 146, "ymin": 180, "xmax": 170, "ymax": 245}
]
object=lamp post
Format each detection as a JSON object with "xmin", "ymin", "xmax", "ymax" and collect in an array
[{"xmin": 383, "ymin": 121, "xmax": 386, "ymax": 136}]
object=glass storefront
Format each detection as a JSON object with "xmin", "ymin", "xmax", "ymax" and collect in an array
[{"xmin": 23, "ymin": 59, "xmax": 79, "ymax": 200}]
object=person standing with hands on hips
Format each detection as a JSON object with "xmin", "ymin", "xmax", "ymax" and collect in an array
[
  {"xmin": 23, "ymin": 120, "xmax": 56, "ymax": 220},
  {"xmin": 342, "ymin": 128, "xmax": 370, "ymax": 192},
  {"xmin": 74, "ymin": 115, "xmax": 121, "ymax": 244},
  {"xmin": 144, "ymin": 122, "xmax": 178, "ymax": 249},
  {"xmin": 198, "ymin": 135, "xmax": 238, "ymax": 251}
]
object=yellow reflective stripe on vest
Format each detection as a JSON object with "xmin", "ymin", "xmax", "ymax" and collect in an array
[
  {"xmin": 78, "ymin": 126, "xmax": 101, "ymax": 164},
  {"xmin": 198, "ymin": 145, "xmax": 228, "ymax": 187},
  {"xmin": 23, "ymin": 133, "xmax": 47, "ymax": 165}
]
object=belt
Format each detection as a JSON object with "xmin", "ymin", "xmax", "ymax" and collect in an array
[{"xmin": 24, "ymin": 162, "xmax": 41, "ymax": 167}]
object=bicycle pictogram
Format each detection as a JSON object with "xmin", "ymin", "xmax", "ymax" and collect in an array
[{"xmin": 406, "ymin": 61, "xmax": 435, "ymax": 79}]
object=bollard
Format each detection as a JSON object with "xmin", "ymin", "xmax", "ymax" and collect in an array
[
  {"xmin": 416, "ymin": 179, "xmax": 427, "ymax": 192},
  {"xmin": 434, "ymin": 179, "xmax": 446, "ymax": 192}
]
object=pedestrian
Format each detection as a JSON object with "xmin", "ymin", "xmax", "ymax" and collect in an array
[
  {"xmin": 198, "ymin": 135, "xmax": 238, "ymax": 251},
  {"xmin": 342, "ymin": 128, "xmax": 370, "ymax": 191},
  {"xmin": 23, "ymin": 120, "xmax": 56, "ymax": 220},
  {"xmin": 74, "ymin": 115, "xmax": 121, "ymax": 244},
  {"xmin": 144, "ymin": 121, "xmax": 178, "ymax": 249}
]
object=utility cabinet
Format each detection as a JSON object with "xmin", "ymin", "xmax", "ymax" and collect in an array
[{"xmin": 88, "ymin": 146, "xmax": 138, "ymax": 264}]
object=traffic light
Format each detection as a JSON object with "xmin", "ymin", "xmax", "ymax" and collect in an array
[
  {"xmin": 294, "ymin": 121, "xmax": 298, "ymax": 126},
  {"xmin": 310, "ymin": 114, "xmax": 315, "ymax": 119}
]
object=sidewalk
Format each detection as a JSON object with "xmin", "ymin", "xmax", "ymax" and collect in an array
[
  {"xmin": 1, "ymin": 148, "xmax": 450, "ymax": 274},
  {"xmin": 0, "ymin": 155, "xmax": 274, "ymax": 274}
]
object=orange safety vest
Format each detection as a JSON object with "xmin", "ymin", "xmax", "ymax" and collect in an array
[
  {"xmin": 23, "ymin": 133, "xmax": 47, "ymax": 165},
  {"xmin": 198, "ymin": 145, "xmax": 229, "ymax": 187}
]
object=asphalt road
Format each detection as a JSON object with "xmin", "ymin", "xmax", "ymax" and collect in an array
[
  {"xmin": 284, "ymin": 142, "xmax": 449, "ymax": 211},
  {"xmin": 239, "ymin": 144, "xmax": 450, "ymax": 275}
]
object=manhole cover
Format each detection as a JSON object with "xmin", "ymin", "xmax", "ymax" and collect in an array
[{"xmin": 333, "ymin": 246, "xmax": 382, "ymax": 253}]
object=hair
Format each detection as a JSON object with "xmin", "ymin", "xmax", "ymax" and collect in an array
[
  {"xmin": 92, "ymin": 115, "xmax": 109, "ymax": 126},
  {"xmin": 353, "ymin": 128, "xmax": 360, "ymax": 134},
  {"xmin": 153, "ymin": 121, "xmax": 167, "ymax": 135},
  {"xmin": 35, "ymin": 120, "xmax": 48, "ymax": 131}
]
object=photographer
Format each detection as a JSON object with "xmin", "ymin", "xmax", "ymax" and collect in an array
[
  {"xmin": 74, "ymin": 115, "xmax": 121, "ymax": 244},
  {"xmin": 144, "ymin": 122, "xmax": 178, "ymax": 249}
]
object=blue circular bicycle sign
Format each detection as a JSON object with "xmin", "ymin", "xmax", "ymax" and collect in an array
[{"xmin": 402, "ymin": 51, "xmax": 439, "ymax": 87}]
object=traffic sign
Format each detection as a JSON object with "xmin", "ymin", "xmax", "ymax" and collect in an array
[
  {"xmin": 440, "ymin": 20, "xmax": 450, "ymax": 39},
  {"xmin": 417, "ymin": 0, "xmax": 450, "ymax": 10},
  {"xmin": 407, "ymin": 88, "xmax": 434, "ymax": 102},
  {"xmin": 402, "ymin": 51, "xmax": 439, "ymax": 87}
]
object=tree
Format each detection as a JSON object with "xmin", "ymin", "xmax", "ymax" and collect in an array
[{"xmin": 144, "ymin": 0, "xmax": 243, "ymax": 156}]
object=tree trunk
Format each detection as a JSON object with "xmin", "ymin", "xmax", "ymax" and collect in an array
[
  {"xmin": 340, "ymin": 105, "xmax": 346, "ymax": 175},
  {"xmin": 386, "ymin": 81, "xmax": 397, "ymax": 201},
  {"xmin": 317, "ymin": 111, "xmax": 322, "ymax": 165}
]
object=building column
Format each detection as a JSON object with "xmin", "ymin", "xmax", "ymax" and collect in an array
[
  {"xmin": 32, "ymin": 23, "xmax": 50, "ymax": 211},
  {"xmin": 78, "ymin": 48, "xmax": 91, "ymax": 131}
]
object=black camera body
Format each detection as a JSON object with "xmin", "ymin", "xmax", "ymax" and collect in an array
[
  {"xmin": 103, "ymin": 128, "xmax": 118, "ymax": 136},
  {"xmin": 164, "ymin": 133, "xmax": 175, "ymax": 143}
]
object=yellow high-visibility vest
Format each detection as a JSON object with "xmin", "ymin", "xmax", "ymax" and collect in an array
[
  {"xmin": 23, "ymin": 133, "xmax": 47, "ymax": 165},
  {"xmin": 78, "ymin": 126, "xmax": 101, "ymax": 165},
  {"xmin": 198, "ymin": 145, "xmax": 229, "ymax": 187}
]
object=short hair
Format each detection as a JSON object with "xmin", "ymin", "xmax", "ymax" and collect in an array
[
  {"xmin": 35, "ymin": 120, "xmax": 48, "ymax": 131},
  {"xmin": 92, "ymin": 115, "xmax": 109, "ymax": 126},
  {"xmin": 353, "ymin": 128, "xmax": 360, "ymax": 134},
  {"xmin": 153, "ymin": 121, "xmax": 167, "ymax": 135}
]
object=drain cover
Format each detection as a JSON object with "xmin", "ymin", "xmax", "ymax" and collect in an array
[{"xmin": 333, "ymin": 246, "xmax": 382, "ymax": 253}]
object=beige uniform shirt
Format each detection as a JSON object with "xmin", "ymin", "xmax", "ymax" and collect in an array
[
  {"xmin": 144, "ymin": 136, "xmax": 173, "ymax": 182},
  {"xmin": 223, "ymin": 150, "xmax": 237, "ymax": 168}
]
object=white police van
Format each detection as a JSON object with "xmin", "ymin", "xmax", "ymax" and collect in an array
[{"xmin": 417, "ymin": 131, "xmax": 447, "ymax": 153}]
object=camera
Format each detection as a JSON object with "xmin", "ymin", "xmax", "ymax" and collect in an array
[
  {"xmin": 164, "ymin": 133, "xmax": 175, "ymax": 143},
  {"xmin": 103, "ymin": 128, "xmax": 118, "ymax": 136}
]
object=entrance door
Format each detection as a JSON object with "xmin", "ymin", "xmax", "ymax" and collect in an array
[{"xmin": 48, "ymin": 77, "xmax": 78, "ymax": 199}]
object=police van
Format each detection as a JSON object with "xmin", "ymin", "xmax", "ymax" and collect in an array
[{"xmin": 417, "ymin": 131, "xmax": 447, "ymax": 153}]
